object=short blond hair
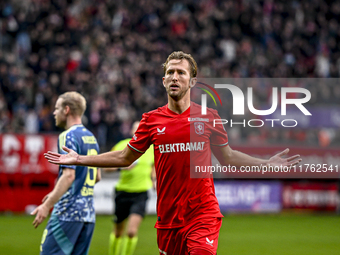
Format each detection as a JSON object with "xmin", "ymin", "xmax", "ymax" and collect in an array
[
  {"xmin": 162, "ymin": 51, "xmax": 198, "ymax": 78},
  {"xmin": 59, "ymin": 91, "xmax": 86, "ymax": 117}
]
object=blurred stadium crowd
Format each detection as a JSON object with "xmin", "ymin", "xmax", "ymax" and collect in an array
[{"xmin": 1, "ymin": 0, "xmax": 340, "ymax": 150}]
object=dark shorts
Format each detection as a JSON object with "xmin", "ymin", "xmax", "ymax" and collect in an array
[
  {"xmin": 113, "ymin": 189, "xmax": 148, "ymax": 223},
  {"xmin": 40, "ymin": 216, "xmax": 95, "ymax": 255}
]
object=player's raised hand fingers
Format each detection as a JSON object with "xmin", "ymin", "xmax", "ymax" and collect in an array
[
  {"xmin": 32, "ymin": 217, "xmax": 38, "ymax": 228},
  {"xmin": 47, "ymin": 159, "xmax": 62, "ymax": 165},
  {"xmin": 33, "ymin": 217, "xmax": 41, "ymax": 228},
  {"xmin": 44, "ymin": 156, "xmax": 61, "ymax": 164},
  {"xmin": 30, "ymin": 207, "xmax": 38, "ymax": 216},
  {"xmin": 45, "ymin": 151, "xmax": 60, "ymax": 157},
  {"xmin": 289, "ymin": 159, "xmax": 302, "ymax": 167},
  {"xmin": 34, "ymin": 212, "xmax": 46, "ymax": 228},
  {"xmin": 286, "ymin": 154, "xmax": 301, "ymax": 162},
  {"xmin": 44, "ymin": 154, "xmax": 58, "ymax": 160},
  {"xmin": 279, "ymin": 157, "xmax": 301, "ymax": 167},
  {"xmin": 62, "ymin": 146, "xmax": 72, "ymax": 152},
  {"xmin": 32, "ymin": 212, "xmax": 41, "ymax": 228},
  {"xmin": 276, "ymin": 148, "xmax": 289, "ymax": 157}
]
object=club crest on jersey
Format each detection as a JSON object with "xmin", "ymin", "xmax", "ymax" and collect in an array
[{"xmin": 194, "ymin": 122, "xmax": 204, "ymax": 135}]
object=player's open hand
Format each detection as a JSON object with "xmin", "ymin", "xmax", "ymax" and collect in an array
[
  {"xmin": 44, "ymin": 146, "xmax": 79, "ymax": 165},
  {"xmin": 31, "ymin": 204, "xmax": 49, "ymax": 228},
  {"xmin": 268, "ymin": 148, "xmax": 302, "ymax": 167}
]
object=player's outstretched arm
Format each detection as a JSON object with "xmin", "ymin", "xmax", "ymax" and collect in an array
[
  {"xmin": 212, "ymin": 146, "xmax": 302, "ymax": 168},
  {"xmin": 44, "ymin": 145, "xmax": 141, "ymax": 168},
  {"xmin": 266, "ymin": 148, "xmax": 302, "ymax": 167}
]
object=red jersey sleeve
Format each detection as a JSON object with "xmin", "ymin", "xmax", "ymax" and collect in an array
[
  {"xmin": 128, "ymin": 113, "xmax": 152, "ymax": 153},
  {"xmin": 210, "ymin": 110, "xmax": 229, "ymax": 147}
]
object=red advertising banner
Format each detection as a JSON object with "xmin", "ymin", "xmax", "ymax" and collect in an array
[
  {"xmin": 0, "ymin": 171, "xmax": 57, "ymax": 212},
  {"xmin": 0, "ymin": 134, "xmax": 59, "ymax": 173},
  {"xmin": 0, "ymin": 134, "xmax": 59, "ymax": 212},
  {"xmin": 283, "ymin": 182, "xmax": 339, "ymax": 211}
]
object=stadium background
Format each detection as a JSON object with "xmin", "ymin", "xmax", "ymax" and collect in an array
[{"xmin": 0, "ymin": 0, "xmax": 339, "ymax": 254}]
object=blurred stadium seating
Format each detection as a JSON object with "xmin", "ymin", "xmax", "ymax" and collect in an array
[{"xmin": 1, "ymin": 0, "xmax": 340, "ymax": 149}]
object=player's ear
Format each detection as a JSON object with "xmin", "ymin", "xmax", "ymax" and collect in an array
[
  {"xmin": 189, "ymin": 77, "xmax": 197, "ymax": 88},
  {"xmin": 162, "ymin": 77, "xmax": 166, "ymax": 87},
  {"xmin": 64, "ymin": 105, "xmax": 70, "ymax": 115}
]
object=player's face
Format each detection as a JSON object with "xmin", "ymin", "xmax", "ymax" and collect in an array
[
  {"xmin": 163, "ymin": 59, "xmax": 193, "ymax": 101},
  {"xmin": 53, "ymin": 98, "xmax": 67, "ymax": 129}
]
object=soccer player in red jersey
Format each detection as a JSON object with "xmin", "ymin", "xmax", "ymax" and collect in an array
[{"xmin": 45, "ymin": 51, "xmax": 302, "ymax": 255}]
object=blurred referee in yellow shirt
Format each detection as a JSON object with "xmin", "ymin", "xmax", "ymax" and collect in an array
[{"xmin": 105, "ymin": 121, "xmax": 155, "ymax": 255}]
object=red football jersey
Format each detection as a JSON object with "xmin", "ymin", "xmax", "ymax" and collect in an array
[{"xmin": 128, "ymin": 102, "xmax": 228, "ymax": 229}]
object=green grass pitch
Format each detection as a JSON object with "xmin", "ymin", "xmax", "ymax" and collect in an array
[{"xmin": 0, "ymin": 214, "xmax": 339, "ymax": 255}]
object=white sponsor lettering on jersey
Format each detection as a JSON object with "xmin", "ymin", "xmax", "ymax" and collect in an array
[{"xmin": 159, "ymin": 142, "xmax": 205, "ymax": 153}]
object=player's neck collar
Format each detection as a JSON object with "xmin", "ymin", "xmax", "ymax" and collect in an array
[
  {"xmin": 166, "ymin": 104, "xmax": 190, "ymax": 116},
  {"xmin": 66, "ymin": 123, "xmax": 83, "ymax": 130}
]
